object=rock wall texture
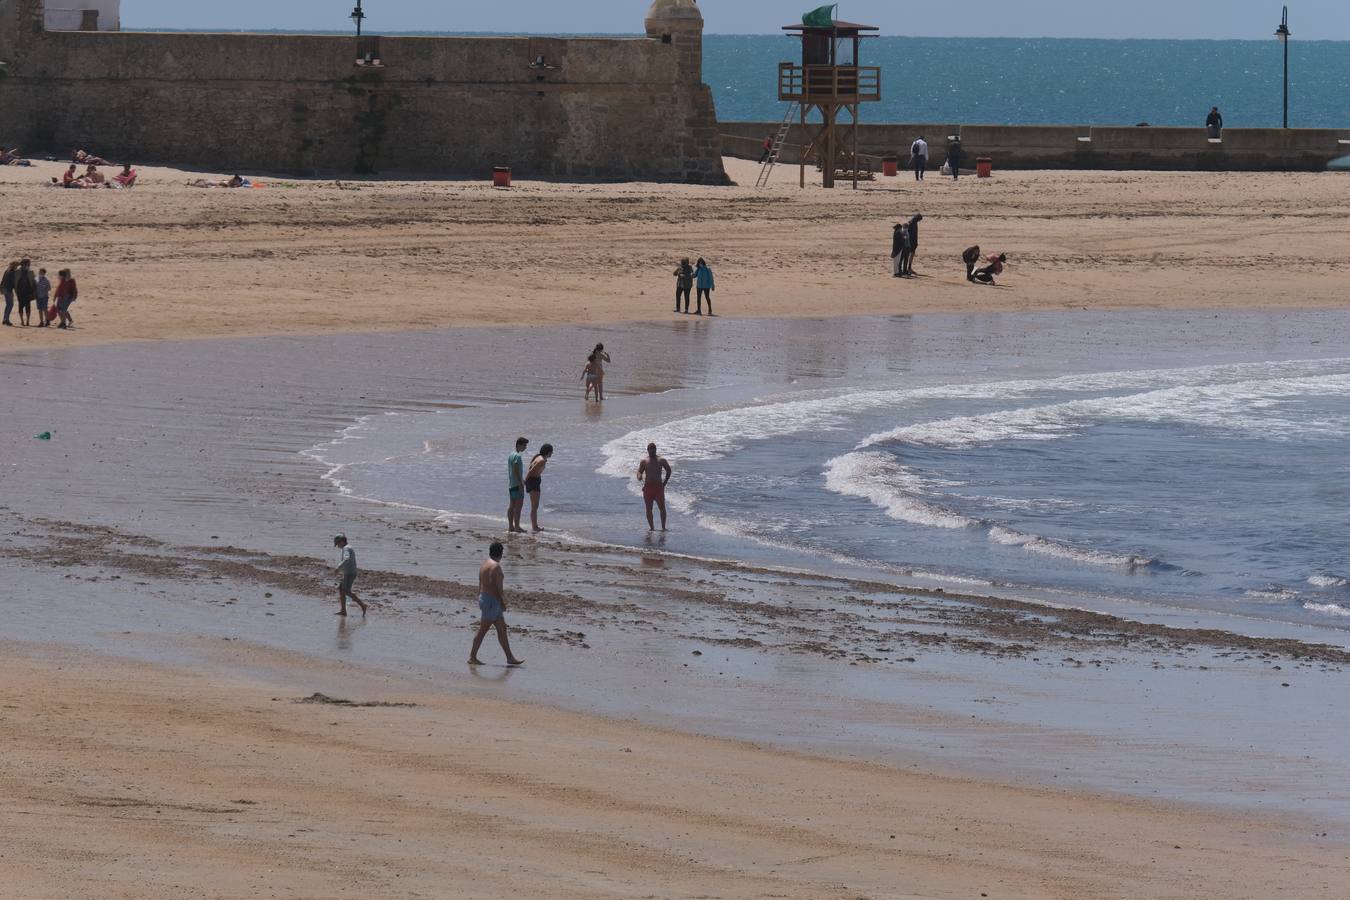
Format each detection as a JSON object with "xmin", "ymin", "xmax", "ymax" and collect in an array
[{"xmin": 0, "ymin": 0, "xmax": 728, "ymax": 183}]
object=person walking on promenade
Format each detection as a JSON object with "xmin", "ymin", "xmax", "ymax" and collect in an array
[
  {"xmin": 910, "ymin": 135, "xmax": 929, "ymax": 181},
  {"xmin": 637, "ymin": 442, "xmax": 673, "ymax": 532},
  {"xmin": 947, "ymin": 138, "xmax": 963, "ymax": 180},
  {"xmin": 693, "ymin": 258, "xmax": 715, "ymax": 315},
  {"xmin": 900, "ymin": 214, "xmax": 923, "ymax": 277},
  {"xmin": 525, "ymin": 443, "xmax": 553, "ymax": 533},
  {"xmin": 673, "ymin": 258, "xmax": 694, "ymax": 313},
  {"xmin": 14, "ymin": 259, "xmax": 36, "ymax": 327},
  {"xmin": 34, "ymin": 268, "xmax": 50, "ymax": 327},
  {"xmin": 54, "ymin": 269, "xmax": 78, "ymax": 329},
  {"xmin": 1, "ymin": 260, "xmax": 17, "ymax": 326},
  {"xmin": 1206, "ymin": 107, "xmax": 1224, "ymax": 140},
  {"xmin": 333, "ymin": 534, "xmax": 368, "ymax": 617},
  {"xmin": 507, "ymin": 437, "xmax": 529, "ymax": 533},
  {"xmin": 470, "ymin": 542, "xmax": 524, "ymax": 667}
]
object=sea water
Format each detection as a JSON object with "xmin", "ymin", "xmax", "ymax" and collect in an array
[{"xmin": 310, "ymin": 312, "xmax": 1350, "ymax": 635}]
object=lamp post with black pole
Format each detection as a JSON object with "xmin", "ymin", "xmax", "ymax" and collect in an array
[
  {"xmin": 351, "ymin": 0, "xmax": 366, "ymax": 37},
  {"xmin": 1275, "ymin": 5, "xmax": 1291, "ymax": 129}
]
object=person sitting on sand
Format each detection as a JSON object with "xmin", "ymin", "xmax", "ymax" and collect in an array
[
  {"xmin": 592, "ymin": 343, "xmax": 611, "ymax": 400},
  {"xmin": 62, "ymin": 164, "xmax": 78, "ymax": 187},
  {"xmin": 333, "ymin": 534, "xmax": 368, "ymax": 617},
  {"xmin": 525, "ymin": 444, "xmax": 553, "ymax": 533},
  {"xmin": 82, "ymin": 164, "xmax": 105, "ymax": 186},
  {"xmin": 971, "ymin": 253, "xmax": 1008, "ymax": 286},
  {"xmin": 470, "ymin": 542, "xmax": 524, "ymax": 667},
  {"xmin": 110, "ymin": 164, "xmax": 138, "ymax": 188},
  {"xmin": 637, "ymin": 442, "xmax": 673, "ymax": 532},
  {"xmin": 962, "ymin": 245, "xmax": 982, "ymax": 281}
]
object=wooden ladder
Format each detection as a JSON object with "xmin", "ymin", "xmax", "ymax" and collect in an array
[{"xmin": 755, "ymin": 102, "xmax": 799, "ymax": 189}]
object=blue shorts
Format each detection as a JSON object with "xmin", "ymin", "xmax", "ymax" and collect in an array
[
  {"xmin": 509, "ymin": 486, "xmax": 524, "ymax": 501},
  {"xmin": 478, "ymin": 593, "xmax": 503, "ymax": 623}
]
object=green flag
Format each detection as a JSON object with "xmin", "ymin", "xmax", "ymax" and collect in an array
[{"xmin": 802, "ymin": 4, "xmax": 837, "ymax": 27}]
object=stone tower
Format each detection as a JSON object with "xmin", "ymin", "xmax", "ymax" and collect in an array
[{"xmin": 645, "ymin": 0, "xmax": 704, "ymax": 83}]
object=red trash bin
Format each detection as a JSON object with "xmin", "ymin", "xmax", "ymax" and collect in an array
[
  {"xmin": 882, "ymin": 155, "xmax": 898, "ymax": 177},
  {"xmin": 976, "ymin": 157, "xmax": 993, "ymax": 178},
  {"xmin": 492, "ymin": 166, "xmax": 512, "ymax": 188}
]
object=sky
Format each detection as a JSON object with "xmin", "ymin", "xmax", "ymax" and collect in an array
[{"xmin": 120, "ymin": 1, "xmax": 1350, "ymax": 40}]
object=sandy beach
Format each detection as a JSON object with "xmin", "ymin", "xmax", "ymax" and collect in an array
[
  {"xmin": 3, "ymin": 159, "xmax": 1350, "ymax": 898},
  {"xmin": 0, "ymin": 158, "xmax": 1347, "ymax": 351}
]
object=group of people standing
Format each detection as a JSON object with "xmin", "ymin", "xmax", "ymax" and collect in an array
[
  {"xmin": 2, "ymin": 259, "xmax": 77, "ymax": 328},
  {"xmin": 673, "ymin": 257, "xmax": 716, "ymax": 315}
]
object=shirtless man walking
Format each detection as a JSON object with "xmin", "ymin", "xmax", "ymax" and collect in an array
[
  {"xmin": 470, "ymin": 542, "xmax": 524, "ymax": 667},
  {"xmin": 637, "ymin": 442, "xmax": 673, "ymax": 532}
]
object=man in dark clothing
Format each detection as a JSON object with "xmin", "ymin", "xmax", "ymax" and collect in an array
[
  {"xmin": 14, "ymin": 259, "xmax": 36, "ymax": 327},
  {"xmin": 1, "ymin": 260, "xmax": 17, "ymax": 326},
  {"xmin": 891, "ymin": 224, "xmax": 907, "ymax": 277},
  {"xmin": 900, "ymin": 214, "xmax": 923, "ymax": 277},
  {"xmin": 962, "ymin": 245, "xmax": 982, "ymax": 282},
  {"xmin": 947, "ymin": 139, "xmax": 963, "ymax": 180},
  {"xmin": 1206, "ymin": 107, "xmax": 1223, "ymax": 140},
  {"xmin": 673, "ymin": 258, "xmax": 694, "ymax": 313}
]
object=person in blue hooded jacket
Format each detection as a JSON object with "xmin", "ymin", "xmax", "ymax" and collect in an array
[{"xmin": 694, "ymin": 258, "xmax": 715, "ymax": 316}]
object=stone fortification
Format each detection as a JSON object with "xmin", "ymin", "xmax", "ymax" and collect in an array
[{"xmin": 0, "ymin": 0, "xmax": 728, "ymax": 183}]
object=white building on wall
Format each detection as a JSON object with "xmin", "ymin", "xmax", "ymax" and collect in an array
[{"xmin": 46, "ymin": 0, "xmax": 121, "ymax": 31}]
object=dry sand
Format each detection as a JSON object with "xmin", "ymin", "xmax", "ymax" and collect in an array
[
  {"xmin": 2, "ymin": 642, "xmax": 1345, "ymax": 900},
  {"xmin": 0, "ymin": 158, "xmax": 1347, "ymax": 351}
]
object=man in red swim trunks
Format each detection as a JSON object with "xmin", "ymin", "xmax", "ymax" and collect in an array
[{"xmin": 637, "ymin": 442, "xmax": 673, "ymax": 532}]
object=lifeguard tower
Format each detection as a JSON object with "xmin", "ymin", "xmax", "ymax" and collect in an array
[{"xmin": 765, "ymin": 5, "xmax": 880, "ymax": 189}]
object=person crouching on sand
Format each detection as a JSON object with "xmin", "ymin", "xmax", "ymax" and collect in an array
[
  {"xmin": 333, "ymin": 534, "xmax": 368, "ymax": 617},
  {"xmin": 526, "ymin": 444, "xmax": 553, "ymax": 533},
  {"xmin": 471, "ymin": 542, "xmax": 524, "ymax": 667},
  {"xmin": 962, "ymin": 245, "xmax": 982, "ymax": 281},
  {"xmin": 637, "ymin": 442, "xmax": 673, "ymax": 532},
  {"xmin": 971, "ymin": 253, "xmax": 1008, "ymax": 285}
]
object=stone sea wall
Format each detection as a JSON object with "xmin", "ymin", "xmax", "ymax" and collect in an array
[{"xmin": 0, "ymin": 0, "xmax": 728, "ymax": 183}]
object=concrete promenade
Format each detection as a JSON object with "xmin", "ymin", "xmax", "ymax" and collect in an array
[{"xmin": 722, "ymin": 121, "xmax": 1350, "ymax": 172}]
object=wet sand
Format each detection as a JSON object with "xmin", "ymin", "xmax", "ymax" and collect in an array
[
  {"xmin": 2, "ymin": 642, "xmax": 1345, "ymax": 900},
  {"xmin": 2, "ymin": 314, "xmax": 1349, "ymax": 897},
  {"xmin": 0, "ymin": 158, "xmax": 1348, "ymax": 351}
]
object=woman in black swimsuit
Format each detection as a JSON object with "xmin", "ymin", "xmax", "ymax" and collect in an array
[{"xmin": 526, "ymin": 444, "xmax": 554, "ymax": 533}]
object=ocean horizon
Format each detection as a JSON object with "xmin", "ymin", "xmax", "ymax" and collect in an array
[{"xmin": 130, "ymin": 30, "xmax": 1350, "ymax": 129}]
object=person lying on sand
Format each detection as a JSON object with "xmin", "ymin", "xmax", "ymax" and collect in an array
[
  {"xmin": 188, "ymin": 175, "xmax": 253, "ymax": 189},
  {"xmin": 470, "ymin": 542, "xmax": 524, "ymax": 667},
  {"xmin": 73, "ymin": 149, "xmax": 112, "ymax": 167},
  {"xmin": 0, "ymin": 147, "xmax": 33, "ymax": 167}
]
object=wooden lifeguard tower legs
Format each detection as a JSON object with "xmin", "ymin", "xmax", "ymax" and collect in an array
[{"xmin": 799, "ymin": 101, "xmax": 862, "ymax": 189}]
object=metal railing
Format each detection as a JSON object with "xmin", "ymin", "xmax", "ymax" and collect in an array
[{"xmin": 778, "ymin": 63, "xmax": 881, "ymax": 103}]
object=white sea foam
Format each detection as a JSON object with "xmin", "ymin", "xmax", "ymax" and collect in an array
[
  {"xmin": 1308, "ymin": 575, "xmax": 1349, "ymax": 589},
  {"xmin": 823, "ymin": 451, "xmax": 1156, "ymax": 571},
  {"xmin": 1304, "ymin": 602, "xmax": 1350, "ymax": 618}
]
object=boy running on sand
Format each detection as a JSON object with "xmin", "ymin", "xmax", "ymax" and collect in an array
[
  {"xmin": 471, "ymin": 542, "xmax": 524, "ymax": 667},
  {"xmin": 333, "ymin": 534, "xmax": 368, "ymax": 617}
]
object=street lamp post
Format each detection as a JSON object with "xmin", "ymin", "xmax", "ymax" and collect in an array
[
  {"xmin": 1275, "ymin": 6, "xmax": 1291, "ymax": 129},
  {"xmin": 351, "ymin": 1, "xmax": 366, "ymax": 37}
]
